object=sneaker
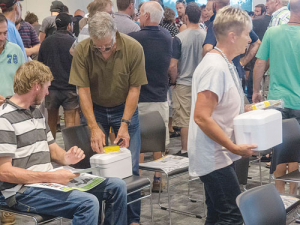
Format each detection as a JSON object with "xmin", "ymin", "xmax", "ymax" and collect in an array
[
  {"xmin": 152, "ymin": 179, "xmax": 166, "ymax": 193},
  {"xmin": 1, "ymin": 211, "xmax": 16, "ymax": 225}
]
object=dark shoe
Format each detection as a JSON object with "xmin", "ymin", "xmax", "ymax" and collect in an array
[
  {"xmin": 169, "ymin": 131, "xmax": 180, "ymax": 138},
  {"xmin": 56, "ymin": 124, "xmax": 61, "ymax": 133},
  {"xmin": 174, "ymin": 151, "xmax": 188, "ymax": 157},
  {"xmin": 260, "ymin": 156, "xmax": 271, "ymax": 162}
]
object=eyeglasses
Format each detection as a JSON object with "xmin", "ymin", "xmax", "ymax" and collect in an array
[{"xmin": 93, "ymin": 38, "xmax": 115, "ymax": 53}]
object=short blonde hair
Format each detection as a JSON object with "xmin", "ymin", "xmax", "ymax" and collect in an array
[
  {"xmin": 213, "ymin": 6, "xmax": 252, "ymax": 42},
  {"xmin": 88, "ymin": 0, "xmax": 112, "ymax": 18},
  {"xmin": 14, "ymin": 61, "xmax": 53, "ymax": 95}
]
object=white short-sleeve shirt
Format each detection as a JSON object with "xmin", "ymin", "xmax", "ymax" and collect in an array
[{"xmin": 188, "ymin": 53, "xmax": 241, "ymax": 177}]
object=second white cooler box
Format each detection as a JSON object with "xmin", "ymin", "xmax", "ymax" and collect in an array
[
  {"xmin": 90, "ymin": 148, "xmax": 132, "ymax": 179},
  {"xmin": 233, "ymin": 109, "xmax": 282, "ymax": 151}
]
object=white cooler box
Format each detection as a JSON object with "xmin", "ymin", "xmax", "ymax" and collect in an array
[
  {"xmin": 233, "ymin": 109, "xmax": 282, "ymax": 151},
  {"xmin": 90, "ymin": 148, "xmax": 132, "ymax": 179}
]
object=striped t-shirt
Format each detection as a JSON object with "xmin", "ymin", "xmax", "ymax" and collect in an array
[{"xmin": 0, "ymin": 99, "xmax": 55, "ymax": 206}]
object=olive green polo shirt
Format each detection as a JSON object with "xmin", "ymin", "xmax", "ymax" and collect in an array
[{"xmin": 69, "ymin": 32, "xmax": 147, "ymax": 107}]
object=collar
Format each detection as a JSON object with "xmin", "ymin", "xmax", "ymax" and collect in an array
[
  {"xmin": 114, "ymin": 12, "xmax": 132, "ymax": 19},
  {"xmin": 0, "ymin": 40, "xmax": 8, "ymax": 55},
  {"xmin": 210, "ymin": 13, "xmax": 216, "ymax": 22},
  {"xmin": 5, "ymin": 97, "xmax": 35, "ymax": 112},
  {"xmin": 272, "ymin": 6, "xmax": 289, "ymax": 18},
  {"xmin": 141, "ymin": 26, "xmax": 160, "ymax": 31},
  {"xmin": 90, "ymin": 31, "xmax": 123, "ymax": 53},
  {"xmin": 56, "ymin": 30, "xmax": 74, "ymax": 37}
]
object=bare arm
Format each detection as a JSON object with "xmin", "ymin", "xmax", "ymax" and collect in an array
[
  {"xmin": 202, "ymin": 44, "xmax": 213, "ymax": 58},
  {"xmin": 69, "ymin": 41, "xmax": 76, "ymax": 56},
  {"xmin": 25, "ymin": 44, "xmax": 41, "ymax": 56},
  {"xmin": 0, "ymin": 95, "xmax": 4, "ymax": 106},
  {"xmin": 49, "ymin": 142, "xmax": 85, "ymax": 166},
  {"xmin": 39, "ymin": 32, "xmax": 46, "ymax": 43},
  {"xmin": 0, "ymin": 157, "xmax": 78, "ymax": 185},
  {"xmin": 114, "ymin": 86, "xmax": 141, "ymax": 147},
  {"xmin": 78, "ymin": 87, "xmax": 106, "ymax": 153},
  {"xmin": 194, "ymin": 91, "xmax": 256, "ymax": 157},
  {"xmin": 252, "ymin": 59, "xmax": 268, "ymax": 103},
  {"xmin": 168, "ymin": 58, "xmax": 178, "ymax": 84},
  {"xmin": 240, "ymin": 39, "xmax": 261, "ymax": 67}
]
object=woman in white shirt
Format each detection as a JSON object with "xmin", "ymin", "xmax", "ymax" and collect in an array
[{"xmin": 188, "ymin": 6, "xmax": 257, "ymax": 225}]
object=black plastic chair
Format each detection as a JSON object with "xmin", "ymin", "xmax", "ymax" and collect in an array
[
  {"xmin": 235, "ymin": 157, "xmax": 250, "ymax": 191},
  {"xmin": 62, "ymin": 124, "xmax": 153, "ymax": 222},
  {"xmin": 236, "ymin": 184, "xmax": 286, "ymax": 225},
  {"xmin": 139, "ymin": 111, "xmax": 203, "ymax": 224},
  {"xmin": 0, "ymin": 206, "xmax": 62, "ymax": 224},
  {"xmin": 270, "ymin": 118, "xmax": 300, "ymax": 182}
]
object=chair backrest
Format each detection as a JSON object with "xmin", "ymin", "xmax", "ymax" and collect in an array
[
  {"xmin": 234, "ymin": 157, "xmax": 249, "ymax": 186},
  {"xmin": 270, "ymin": 118, "xmax": 300, "ymax": 174},
  {"xmin": 236, "ymin": 184, "xmax": 286, "ymax": 225},
  {"xmin": 62, "ymin": 123, "xmax": 106, "ymax": 169},
  {"xmin": 139, "ymin": 111, "xmax": 166, "ymax": 154}
]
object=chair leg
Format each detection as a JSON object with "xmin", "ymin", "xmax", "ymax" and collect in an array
[
  {"xmin": 167, "ymin": 175, "xmax": 172, "ymax": 225},
  {"xmin": 150, "ymin": 183, "xmax": 154, "ymax": 224},
  {"xmin": 259, "ymin": 152, "xmax": 262, "ymax": 186}
]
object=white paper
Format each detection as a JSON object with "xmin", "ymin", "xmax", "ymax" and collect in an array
[
  {"xmin": 139, "ymin": 155, "xmax": 189, "ymax": 173},
  {"xmin": 25, "ymin": 166, "xmax": 105, "ymax": 192}
]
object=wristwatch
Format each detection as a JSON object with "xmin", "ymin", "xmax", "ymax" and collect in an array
[{"xmin": 121, "ymin": 119, "xmax": 131, "ymax": 126}]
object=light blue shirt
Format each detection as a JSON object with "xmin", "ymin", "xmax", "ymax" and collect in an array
[
  {"xmin": 7, "ymin": 19, "xmax": 27, "ymax": 61},
  {"xmin": 0, "ymin": 41, "xmax": 25, "ymax": 97}
]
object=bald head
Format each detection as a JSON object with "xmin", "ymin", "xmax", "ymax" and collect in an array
[
  {"xmin": 74, "ymin": 9, "xmax": 85, "ymax": 17},
  {"xmin": 290, "ymin": 0, "xmax": 300, "ymax": 13}
]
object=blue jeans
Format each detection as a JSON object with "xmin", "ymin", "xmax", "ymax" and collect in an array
[
  {"xmin": 200, "ymin": 164, "xmax": 243, "ymax": 225},
  {"xmin": 0, "ymin": 178, "xmax": 127, "ymax": 225},
  {"xmin": 93, "ymin": 103, "xmax": 141, "ymax": 224}
]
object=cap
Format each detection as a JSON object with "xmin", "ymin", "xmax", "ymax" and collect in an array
[
  {"xmin": 0, "ymin": 0, "xmax": 23, "ymax": 11},
  {"xmin": 50, "ymin": 0, "xmax": 64, "ymax": 13},
  {"xmin": 55, "ymin": 12, "xmax": 72, "ymax": 28}
]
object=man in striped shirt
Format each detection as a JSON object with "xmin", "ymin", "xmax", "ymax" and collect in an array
[
  {"xmin": 0, "ymin": 61, "xmax": 127, "ymax": 225},
  {"xmin": 266, "ymin": 0, "xmax": 290, "ymax": 28}
]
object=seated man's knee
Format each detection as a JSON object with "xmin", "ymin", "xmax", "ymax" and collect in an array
[{"xmin": 81, "ymin": 194, "xmax": 100, "ymax": 213}]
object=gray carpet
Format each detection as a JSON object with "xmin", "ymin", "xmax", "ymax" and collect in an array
[{"xmin": 7, "ymin": 127, "xmax": 299, "ymax": 225}]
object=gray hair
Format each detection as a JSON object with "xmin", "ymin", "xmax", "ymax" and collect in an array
[
  {"xmin": 143, "ymin": 1, "xmax": 164, "ymax": 24},
  {"xmin": 88, "ymin": 12, "xmax": 117, "ymax": 40},
  {"xmin": 271, "ymin": 0, "xmax": 289, "ymax": 6},
  {"xmin": 213, "ymin": 6, "xmax": 252, "ymax": 41}
]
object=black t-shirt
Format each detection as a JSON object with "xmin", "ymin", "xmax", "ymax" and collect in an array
[
  {"xmin": 203, "ymin": 20, "xmax": 259, "ymax": 78},
  {"xmin": 128, "ymin": 26, "xmax": 172, "ymax": 102},
  {"xmin": 38, "ymin": 30, "xmax": 76, "ymax": 90},
  {"xmin": 73, "ymin": 15, "xmax": 83, "ymax": 37}
]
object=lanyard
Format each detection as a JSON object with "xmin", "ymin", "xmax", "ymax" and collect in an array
[{"xmin": 214, "ymin": 47, "xmax": 245, "ymax": 114}]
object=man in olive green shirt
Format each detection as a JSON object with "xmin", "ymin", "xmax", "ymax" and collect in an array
[{"xmin": 69, "ymin": 12, "xmax": 147, "ymax": 225}]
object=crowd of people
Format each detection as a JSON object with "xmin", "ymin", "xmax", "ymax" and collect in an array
[{"xmin": 0, "ymin": 0, "xmax": 299, "ymax": 224}]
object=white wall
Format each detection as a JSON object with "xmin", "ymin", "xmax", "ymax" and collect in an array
[
  {"xmin": 21, "ymin": 0, "xmax": 117, "ymax": 22},
  {"xmin": 253, "ymin": 0, "xmax": 266, "ymax": 8}
]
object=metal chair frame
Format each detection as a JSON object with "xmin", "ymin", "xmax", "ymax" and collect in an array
[{"xmin": 0, "ymin": 207, "xmax": 63, "ymax": 225}]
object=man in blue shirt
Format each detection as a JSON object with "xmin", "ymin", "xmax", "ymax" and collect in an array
[
  {"xmin": 0, "ymin": 0, "xmax": 27, "ymax": 61},
  {"xmin": 202, "ymin": 0, "xmax": 260, "ymax": 83},
  {"xmin": 128, "ymin": 1, "xmax": 172, "ymax": 192},
  {"xmin": 0, "ymin": 13, "xmax": 25, "ymax": 99}
]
